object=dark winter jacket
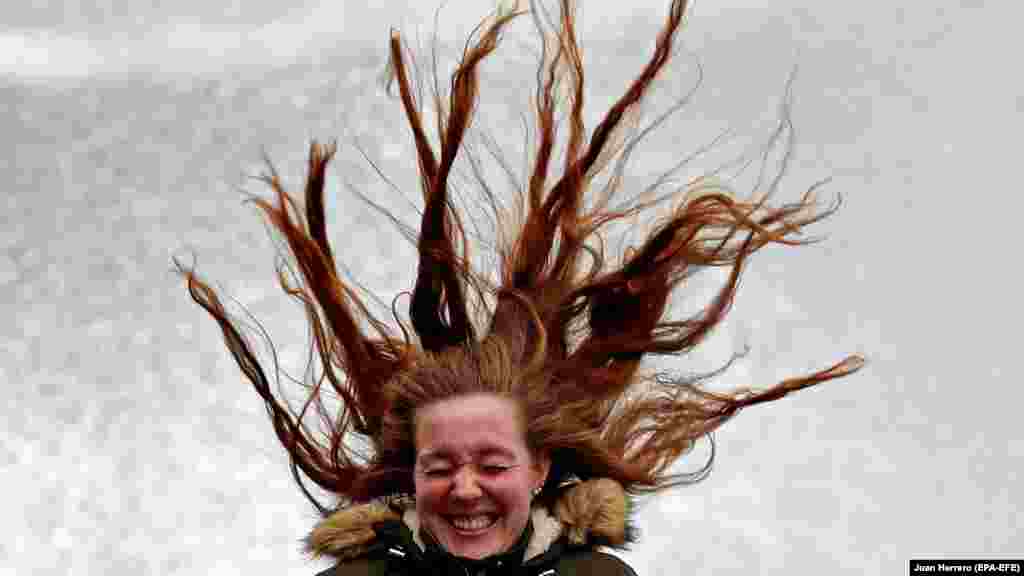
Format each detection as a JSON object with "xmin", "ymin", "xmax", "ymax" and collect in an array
[{"xmin": 305, "ymin": 478, "xmax": 641, "ymax": 576}]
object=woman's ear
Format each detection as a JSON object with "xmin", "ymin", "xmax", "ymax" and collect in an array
[{"xmin": 533, "ymin": 449, "xmax": 552, "ymax": 488}]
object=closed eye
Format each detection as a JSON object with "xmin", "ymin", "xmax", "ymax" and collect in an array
[{"xmin": 423, "ymin": 466, "xmax": 509, "ymax": 477}]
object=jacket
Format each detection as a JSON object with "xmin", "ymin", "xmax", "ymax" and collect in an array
[{"xmin": 305, "ymin": 478, "xmax": 641, "ymax": 576}]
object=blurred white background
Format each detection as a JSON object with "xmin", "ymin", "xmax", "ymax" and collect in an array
[{"xmin": 3, "ymin": 1, "xmax": 1021, "ymax": 574}]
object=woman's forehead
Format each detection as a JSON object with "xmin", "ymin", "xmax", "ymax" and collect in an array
[
  {"xmin": 416, "ymin": 394, "xmax": 520, "ymax": 424},
  {"xmin": 416, "ymin": 411, "xmax": 523, "ymax": 448},
  {"xmin": 414, "ymin": 394, "xmax": 527, "ymax": 454}
]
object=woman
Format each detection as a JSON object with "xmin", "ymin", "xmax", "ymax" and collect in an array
[{"xmin": 175, "ymin": 0, "xmax": 865, "ymax": 575}]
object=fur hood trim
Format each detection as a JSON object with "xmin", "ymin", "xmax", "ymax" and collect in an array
[{"xmin": 304, "ymin": 478, "xmax": 636, "ymax": 563}]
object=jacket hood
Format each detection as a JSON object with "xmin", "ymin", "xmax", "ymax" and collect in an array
[{"xmin": 304, "ymin": 478, "xmax": 639, "ymax": 564}]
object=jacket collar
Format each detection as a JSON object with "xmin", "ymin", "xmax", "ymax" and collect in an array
[{"xmin": 304, "ymin": 478, "xmax": 638, "ymax": 564}]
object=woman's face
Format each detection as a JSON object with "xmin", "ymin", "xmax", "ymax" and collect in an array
[{"xmin": 413, "ymin": 393, "xmax": 549, "ymax": 560}]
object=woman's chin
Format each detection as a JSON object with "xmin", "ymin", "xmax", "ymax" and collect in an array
[{"xmin": 451, "ymin": 545, "xmax": 494, "ymax": 560}]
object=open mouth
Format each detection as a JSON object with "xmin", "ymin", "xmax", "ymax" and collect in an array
[{"xmin": 445, "ymin": 514, "xmax": 499, "ymax": 534}]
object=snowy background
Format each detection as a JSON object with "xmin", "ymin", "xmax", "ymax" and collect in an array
[{"xmin": 3, "ymin": 1, "xmax": 1021, "ymax": 574}]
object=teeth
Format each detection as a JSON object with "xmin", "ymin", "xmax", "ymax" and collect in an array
[{"xmin": 450, "ymin": 515, "xmax": 496, "ymax": 531}]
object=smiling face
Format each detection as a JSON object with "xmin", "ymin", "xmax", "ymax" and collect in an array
[{"xmin": 413, "ymin": 393, "xmax": 550, "ymax": 560}]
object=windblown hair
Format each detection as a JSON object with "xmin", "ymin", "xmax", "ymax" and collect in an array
[{"xmin": 174, "ymin": 0, "xmax": 864, "ymax": 520}]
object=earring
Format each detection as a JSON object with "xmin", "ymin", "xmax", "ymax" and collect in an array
[{"xmin": 531, "ymin": 486, "xmax": 541, "ymax": 498}]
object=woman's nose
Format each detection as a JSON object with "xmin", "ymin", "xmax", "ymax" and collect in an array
[{"xmin": 451, "ymin": 467, "xmax": 483, "ymax": 498}]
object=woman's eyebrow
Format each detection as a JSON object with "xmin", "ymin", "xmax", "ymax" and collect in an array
[
  {"xmin": 477, "ymin": 447, "xmax": 516, "ymax": 460},
  {"xmin": 418, "ymin": 446, "xmax": 516, "ymax": 462}
]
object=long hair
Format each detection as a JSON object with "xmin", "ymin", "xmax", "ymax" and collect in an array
[{"xmin": 173, "ymin": 0, "xmax": 864, "ymax": 520}]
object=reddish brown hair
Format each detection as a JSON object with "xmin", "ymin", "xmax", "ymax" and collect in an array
[{"xmin": 174, "ymin": 0, "xmax": 864, "ymax": 519}]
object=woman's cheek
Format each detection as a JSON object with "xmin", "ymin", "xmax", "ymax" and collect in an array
[{"xmin": 424, "ymin": 480, "xmax": 448, "ymax": 500}]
